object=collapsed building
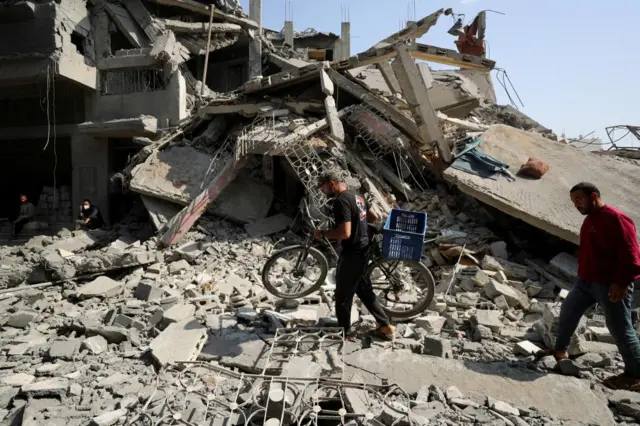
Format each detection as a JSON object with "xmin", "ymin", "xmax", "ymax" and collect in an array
[{"xmin": 2, "ymin": 1, "xmax": 640, "ymax": 426}]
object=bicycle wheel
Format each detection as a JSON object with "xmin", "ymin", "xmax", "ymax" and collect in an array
[
  {"xmin": 261, "ymin": 245, "xmax": 329, "ymax": 299},
  {"xmin": 365, "ymin": 258, "xmax": 436, "ymax": 319}
]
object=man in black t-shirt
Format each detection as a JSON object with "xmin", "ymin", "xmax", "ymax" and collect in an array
[{"xmin": 314, "ymin": 171, "xmax": 394, "ymax": 340}]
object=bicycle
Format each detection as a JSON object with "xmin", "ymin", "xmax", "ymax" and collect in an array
[{"xmin": 261, "ymin": 198, "xmax": 436, "ymax": 319}]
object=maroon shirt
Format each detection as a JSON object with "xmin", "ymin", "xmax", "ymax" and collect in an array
[{"xmin": 578, "ymin": 205, "xmax": 640, "ymax": 285}]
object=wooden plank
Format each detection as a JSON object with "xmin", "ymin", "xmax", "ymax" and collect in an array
[{"xmin": 159, "ymin": 156, "xmax": 247, "ymax": 246}]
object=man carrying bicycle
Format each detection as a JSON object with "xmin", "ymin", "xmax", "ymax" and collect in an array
[{"xmin": 314, "ymin": 171, "xmax": 395, "ymax": 340}]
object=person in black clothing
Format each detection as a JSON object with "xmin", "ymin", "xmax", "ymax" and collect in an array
[
  {"xmin": 76, "ymin": 199, "xmax": 104, "ymax": 230},
  {"xmin": 314, "ymin": 171, "xmax": 395, "ymax": 340},
  {"xmin": 12, "ymin": 194, "xmax": 36, "ymax": 239}
]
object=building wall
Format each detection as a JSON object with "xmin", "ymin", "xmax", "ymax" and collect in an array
[
  {"xmin": 0, "ymin": 3, "xmax": 57, "ymax": 57},
  {"xmin": 94, "ymin": 70, "xmax": 187, "ymax": 127}
]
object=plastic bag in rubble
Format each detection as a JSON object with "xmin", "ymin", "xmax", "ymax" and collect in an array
[{"xmin": 517, "ymin": 157, "xmax": 550, "ymax": 179}]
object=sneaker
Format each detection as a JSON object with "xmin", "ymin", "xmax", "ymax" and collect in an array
[{"xmin": 370, "ymin": 324, "xmax": 395, "ymax": 341}]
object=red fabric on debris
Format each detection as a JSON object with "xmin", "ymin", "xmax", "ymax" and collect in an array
[{"xmin": 517, "ymin": 157, "xmax": 550, "ymax": 179}]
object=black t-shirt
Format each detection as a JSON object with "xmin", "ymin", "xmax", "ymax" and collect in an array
[{"xmin": 332, "ymin": 190, "xmax": 370, "ymax": 254}]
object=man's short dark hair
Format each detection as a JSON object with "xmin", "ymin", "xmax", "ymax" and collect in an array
[
  {"xmin": 83, "ymin": 199, "xmax": 91, "ymax": 204},
  {"xmin": 318, "ymin": 170, "xmax": 344, "ymax": 187},
  {"xmin": 570, "ymin": 182, "xmax": 600, "ymax": 197}
]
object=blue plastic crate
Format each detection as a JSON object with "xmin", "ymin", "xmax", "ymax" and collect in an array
[{"xmin": 382, "ymin": 209, "xmax": 427, "ymax": 261}]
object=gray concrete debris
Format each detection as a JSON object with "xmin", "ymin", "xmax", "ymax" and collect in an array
[
  {"xmin": 76, "ymin": 276, "xmax": 123, "ymax": 299},
  {"xmin": 149, "ymin": 319, "xmax": 208, "ymax": 366}
]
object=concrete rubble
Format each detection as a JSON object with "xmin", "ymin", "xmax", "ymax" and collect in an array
[{"xmin": 1, "ymin": 1, "xmax": 640, "ymax": 426}]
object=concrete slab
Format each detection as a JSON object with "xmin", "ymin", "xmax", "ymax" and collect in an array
[
  {"xmin": 76, "ymin": 277, "xmax": 123, "ymax": 300},
  {"xmin": 140, "ymin": 196, "xmax": 181, "ymax": 229},
  {"xmin": 78, "ymin": 116, "xmax": 158, "ymax": 138},
  {"xmin": 345, "ymin": 348, "xmax": 614, "ymax": 425},
  {"xmin": 149, "ymin": 319, "xmax": 207, "ymax": 366},
  {"xmin": 130, "ymin": 147, "xmax": 272, "ymax": 224},
  {"xmin": 200, "ymin": 331, "xmax": 269, "ymax": 373},
  {"xmin": 444, "ymin": 125, "xmax": 640, "ymax": 244},
  {"xmin": 104, "ymin": 2, "xmax": 150, "ymax": 48}
]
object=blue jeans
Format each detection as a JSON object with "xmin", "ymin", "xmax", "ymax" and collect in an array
[{"xmin": 555, "ymin": 279, "xmax": 640, "ymax": 377}]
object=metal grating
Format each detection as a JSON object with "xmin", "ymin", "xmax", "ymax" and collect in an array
[{"xmin": 281, "ymin": 135, "xmax": 329, "ymax": 210}]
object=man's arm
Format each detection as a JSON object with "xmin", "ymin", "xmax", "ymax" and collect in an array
[
  {"xmin": 24, "ymin": 203, "xmax": 35, "ymax": 218},
  {"xmin": 612, "ymin": 215, "xmax": 640, "ymax": 286},
  {"xmin": 314, "ymin": 197, "xmax": 352, "ymax": 241},
  {"xmin": 86, "ymin": 207, "xmax": 99, "ymax": 220}
]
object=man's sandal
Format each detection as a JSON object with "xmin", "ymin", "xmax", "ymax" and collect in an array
[{"xmin": 602, "ymin": 374, "xmax": 640, "ymax": 392}]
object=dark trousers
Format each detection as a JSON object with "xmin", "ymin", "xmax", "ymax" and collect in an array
[
  {"xmin": 555, "ymin": 279, "xmax": 640, "ymax": 377},
  {"xmin": 13, "ymin": 218, "xmax": 32, "ymax": 237},
  {"xmin": 335, "ymin": 250, "xmax": 390, "ymax": 333}
]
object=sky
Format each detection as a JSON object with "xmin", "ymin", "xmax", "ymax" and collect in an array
[{"xmin": 239, "ymin": 0, "xmax": 640, "ymax": 148}]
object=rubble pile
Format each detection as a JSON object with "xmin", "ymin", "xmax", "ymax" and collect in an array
[{"xmin": 2, "ymin": 1, "xmax": 640, "ymax": 425}]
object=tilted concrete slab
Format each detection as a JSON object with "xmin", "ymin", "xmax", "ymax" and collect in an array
[
  {"xmin": 444, "ymin": 125, "xmax": 640, "ymax": 244},
  {"xmin": 140, "ymin": 195, "xmax": 182, "ymax": 230},
  {"xmin": 375, "ymin": 9, "xmax": 444, "ymax": 46},
  {"xmin": 345, "ymin": 347, "xmax": 615, "ymax": 425},
  {"xmin": 77, "ymin": 116, "xmax": 158, "ymax": 138},
  {"xmin": 151, "ymin": 0, "xmax": 259, "ymax": 29},
  {"xmin": 130, "ymin": 146, "xmax": 272, "ymax": 224},
  {"xmin": 149, "ymin": 319, "xmax": 208, "ymax": 367},
  {"xmin": 160, "ymin": 19, "xmax": 243, "ymax": 34},
  {"xmin": 267, "ymin": 53, "xmax": 311, "ymax": 70},
  {"xmin": 104, "ymin": 2, "xmax": 150, "ymax": 48}
]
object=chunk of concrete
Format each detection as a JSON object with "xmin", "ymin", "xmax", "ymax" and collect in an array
[
  {"xmin": 489, "ymin": 241, "xmax": 508, "ymax": 259},
  {"xmin": 550, "ymin": 252, "xmax": 579, "ymax": 280},
  {"xmin": 6, "ymin": 311, "xmax": 38, "ymax": 328},
  {"xmin": 485, "ymin": 280, "xmax": 529, "ymax": 310},
  {"xmin": 225, "ymin": 273, "xmax": 252, "ymax": 297},
  {"xmin": 21, "ymin": 378, "xmax": 68, "ymax": 397},
  {"xmin": 482, "ymin": 255, "xmax": 528, "ymax": 280},
  {"xmin": 176, "ymin": 241, "xmax": 203, "ymax": 263},
  {"xmin": 91, "ymin": 408, "xmax": 128, "ymax": 426},
  {"xmin": 324, "ymin": 96, "xmax": 345, "ymax": 142},
  {"xmin": 491, "ymin": 400, "xmax": 520, "ymax": 417},
  {"xmin": 514, "ymin": 340, "xmax": 543, "ymax": 356},
  {"xmin": 415, "ymin": 315, "xmax": 446, "ymax": 334},
  {"xmin": 1, "ymin": 373, "xmax": 35, "ymax": 387},
  {"xmin": 82, "ymin": 335, "xmax": 109, "ymax": 355},
  {"xmin": 149, "ymin": 319, "xmax": 208, "ymax": 366},
  {"xmin": 162, "ymin": 303, "xmax": 195, "ymax": 325},
  {"xmin": 169, "ymin": 259, "xmax": 190, "ymax": 274},
  {"xmin": 76, "ymin": 276, "xmax": 123, "ymax": 299},
  {"xmin": 471, "ymin": 310, "xmax": 503, "ymax": 333},
  {"xmin": 48, "ymin": 339, "xmax": 82, "ymax": 360},
  {"xmin": 135, "ymin": 281, "xmax": 163, "ymax": 301},
  {"xmin": 422, "ymin": 336, "xmax": 452, "ymax": 358}
]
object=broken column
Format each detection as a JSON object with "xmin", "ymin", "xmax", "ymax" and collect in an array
[
  {"xmin": 249, "ymin": 0, "xmax": 262, "ymax": 78},
  {"xmin": 320, "ymin": 67, "xmax": 345, "ymax": 143},
  {"xmin": 284, "ymin": 20, "xmax": 294, "ymax": 48},
  {"xmin": 340, "ymin": 21, "xmax": 351, "ymax": 60},
  {"xmin": 391, "ymin": 44, "xmax": 452, "ymax": 163}
]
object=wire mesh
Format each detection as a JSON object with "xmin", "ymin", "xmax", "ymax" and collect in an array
[{"xmin": 281, "ymin": 134, "xmax": 329, "ymax": 210}]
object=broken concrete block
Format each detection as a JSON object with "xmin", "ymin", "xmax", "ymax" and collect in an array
[
  {"xmin": 135, "ymin": 281, "xmax": 163, "ymax": 301},
  {"xmin": 489, "ymin": 241, "xmax": 508, "ymax": 259},
  {"xmin": 555, "ymin": 359, "xmax": 581, "ymax": 377},
  {"xmin": 456, "ymin": 292, "xmax": 479, "ymax": 307},
  {"xmin": 459, "ymin": 268, "xmax": 490, "ymax": 287},
  {"xmin": 550, "ymin": 252, "xmax": 579, "ymax": 280},
  {"xmin": 82, "ymin": 336, "xmax": 109, "ymax": 355},
  {"xmin": 514, "ymin": 340, "xmax": 543, "ymax": 356},
  {"xmin": 176, "ymin": 241, "xmax": 203, "ymax": 263},
  {"xmin": 1, "ymin": 373, "xmax": 35, "ymax": 387},
  {"xmin": 471, "ymin": 310, "xmax": 503, "ymax": 333},
  {"xmin": 6, "ymin": 311, "xmax": 38, "ymax": 328},
  {"xmin": 21, "ymin": 378, "xmax": 68, "ymax": 397},
  {"xmin": 48, "ymin": 339, "xmax": 82, "ymax": 360},
  {"xmin": 149, "ymin": 319, "xmax": 207, "ymax": 366},
  {"xmin": 493, "ymin": 295, "xmax": 509, "ymax": 311},
  {"xmin": 320, "ymin": 69, "xmax": 334, "ymax": 96},
  {"xmin": 491, "ymin": 400, "xmax": 520, "ymax": 417},
  {"xmin": 485, "ymin": 280, "xmax": 530, "ymax": 310},
  {"xmin": 113, "ymin": 314, "xmax": 133, "ymax": 328},
  {"xmin": 169, "ymin": 259, "xmax": 190, "ymax": 274},
  {"xmin": 76, "ymin": 276, "xmax": 123, "ymax": 299},
  {"xmin": 162, "ymin": 303, "xmax": 195, "ymax": 325},
  {"xmin": 415, "ymin": 315, "xmax": 446, "ymax": 334},
  {"xmin": 588, "ymin": 326, "xmax": 615, "ymax": 344},
  {"xmin": 90, "ymin": 408, "xmax": 128, "ymax": 426},
  {"xmin": 236, "ymin": 306, "xmax": 258, "ymax": 322},
  {"xmin": 422, "ymin": 336, "xmax": 452, "ymax": 358},
  {"xmin": 226, "ymin": 273, "xmax": 252, "ymax": 297}
]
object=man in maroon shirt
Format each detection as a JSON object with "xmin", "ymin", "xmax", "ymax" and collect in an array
[{"xmin": 555, "ymin": 182, "xmax": 640, "ymax": 391}]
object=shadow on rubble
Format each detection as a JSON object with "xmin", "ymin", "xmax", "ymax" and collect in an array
[{"xmin": 460, "ymin": 358, "xmax": 550, "ymax": 383}]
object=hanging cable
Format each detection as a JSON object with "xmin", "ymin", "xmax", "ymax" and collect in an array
[
  {"xmin": 42, "ymin": 65, "xmax": 51, "ymax": 151},
  {"xmin": 52, "ymin": 64, "xmax": 58, "ymax": 213}
]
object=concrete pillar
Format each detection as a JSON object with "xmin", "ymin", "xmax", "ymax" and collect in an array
[
  {"xmin": 406, "ymin": 20, "xmax": 416, "ymax": 45},
  {"xmin": 249, "ymin": 0, "xmax": 262, "ymax": 78},
  {"xmin": 284, "ymin": 21, "xmax": 294, "ymax": 48},
  {"xmin": 167, "ymin": 70, "xmax": 188, "ymax": 126},
  {"xmin": 391, "ymin": 45, "xmax": 452, "ymax": 163},
  {"xmin": 340, "ymin": 21, "xmax": 350, "ymax": 60},
  {"xmin": 71, "ymin": 134, "xmax": 109, "ymax": 224}
]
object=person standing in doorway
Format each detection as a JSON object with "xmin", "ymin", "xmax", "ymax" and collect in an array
[
  {"xmin": 315, "ymin": 171, "xmax": 395, "ymax": 340},
  {"xmin": 76, "ymin": 199, "xmax": 104, "ymax": 230},
  {"xmin": 12, "ymin": 194, "xmax": 36, "ymax": 239},
  {"xmin": 555, "ymin": 182, "xmax": 640, "ymax": 391}
]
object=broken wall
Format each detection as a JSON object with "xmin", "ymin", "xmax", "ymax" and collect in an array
[
  {"xmin": 0, "ymin": 2, "xmax": 57, "ymax": 57},
  {"xmin": 94, "ymin": 69, "xmax": 187, "ymax": 126}
]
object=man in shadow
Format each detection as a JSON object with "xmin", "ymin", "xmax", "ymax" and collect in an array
[
  {"xmin": 76, "ymin": 199, "xmax": 104, "ymax": 230},
  {"xmin": 12, "ymin": 194, "xmax": 36, "ymax": 239}
]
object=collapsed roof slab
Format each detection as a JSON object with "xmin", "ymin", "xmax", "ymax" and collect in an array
[
  {"xmin": 150, "ymin": 0, "xmax": 259, "ymax": 30},
  {"xmin": 443, "ymin": 125, "xmax": 640, "ymax": 245},
  {"xmin": 375, "ymin": 9, "xmax": 444, "ymax": 47},
  {"xmin": 77, "ymin": 116, "xmax": 158, "ymax": 138},
  {"xmin": 267, "ymin": 53, "xmax": 311, "ymax": 70},
  {"xmin": 104, "ymin": 2, "xmax": 150, "ymax": 48},
  {"xmin": 160, "ymin": 19, "xmax": 243, "ymax": 34},
  {"xmin": 243, "ymin": 63, "xmax": 323, "ymax": 94},
  {"xmin": 123, "ymin": 0, "xmax": 161, "ymax": 42}
]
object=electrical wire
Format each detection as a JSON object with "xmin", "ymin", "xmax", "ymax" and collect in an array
[
  {"xmin": 42, "ymin": 65, "xmax": 51, "ymax": 151},
  {"xmin": 52, "ymin": 64, "xmax": 58, "ymax": 213},
  {"xmin": 494, "ymin": 68, "xmax": 524, "ymax": 110}
]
